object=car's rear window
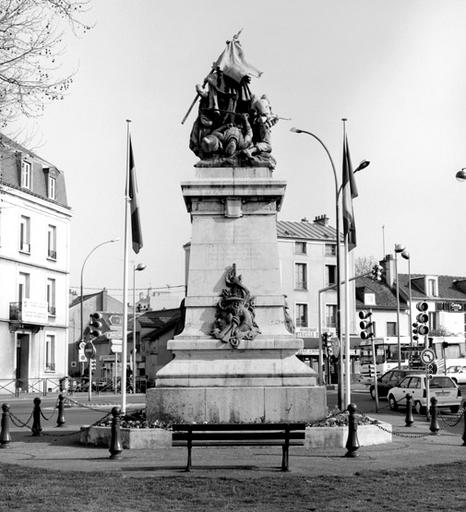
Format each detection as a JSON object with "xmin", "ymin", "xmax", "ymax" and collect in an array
[{"xmin": 430, "ymin": 377, "xmax": 456, "ymax": 388}]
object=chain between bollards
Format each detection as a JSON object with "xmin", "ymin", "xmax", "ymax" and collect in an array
[
  {"xmin": 109, "ymin": 406, "xmax": 123, "ymax": 460},
  {"xmin": 1, "ymin": 403, "xmax": 12, "ymax": 448},
  {"xmin": 345, "ymin": 403, "xmax": 359, "ymax": 457}
]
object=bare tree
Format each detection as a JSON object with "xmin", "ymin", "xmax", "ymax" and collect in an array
[
  {"xmin": 0, "ymin": 0, "xmax": 91, "ymax": 126},
  {"xmin": 354, "ymin": 255, "xmax": 378, "ymax": 276}
]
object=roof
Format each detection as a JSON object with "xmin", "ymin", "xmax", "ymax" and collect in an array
[
  {"xmin": 276, "ymin": 220, "xmax": 337, "ymax": 242},
  {"xmin": 0, "ymin": 133, "xmax": 69, "ymax": 208},
  {"xmin": 139, "ymin": 308, "xmax": 184, "ymax": 339},
  {"xmin": 354, "ymin": 276, "xmax": 407, "ymax": 311},
  {"xmin": 398, "ymin": 274, "xmax": 466, "ymax": 302},
  {"xmin": 70, "ymin": 292, "xmax": 101, "ymax": 308}
]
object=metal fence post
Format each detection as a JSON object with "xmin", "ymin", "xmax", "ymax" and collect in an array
[
  {"xmin": 405, "ymin": 393, "xmax": 414, "ymax": 427},
  {"xmin": 429, "ymin": 397, "xmax": 439, "ymax": 435},
  {"xmin": 345, "ymin": 403, "xmax": 360, "ymax": 457},
  {"xmin": 56, "ymin": 394, "xmax": 66, "ymax": 427},
  {"xmin": 109, "ymin": 407, "xmax": 123, "ymax": 460},
  {"xmin": 31, "ymin": 397, "xmax": 42, "ymax": 436}
]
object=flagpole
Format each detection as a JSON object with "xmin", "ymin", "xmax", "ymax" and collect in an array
[
  {"xmin": 121, "ymin": 119, "xmax": 131, "ymax": 414},
  {"xmin": 342, "ymin": 118, "xmax": 351, "ymax": 408}
]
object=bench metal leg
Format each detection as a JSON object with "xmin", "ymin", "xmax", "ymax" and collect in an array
[
  {"xmin": 281, "ymin": 445, "xmax": 289, "ymax": 472},
  {"xmin": 186, "ymin": 439, "xmax": 192, "ymax": 472}
]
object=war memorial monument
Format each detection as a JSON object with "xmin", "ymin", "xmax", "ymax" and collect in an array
[{"xmin": 146, "ymin": 34, "xmax": 326, "ymax": 423}]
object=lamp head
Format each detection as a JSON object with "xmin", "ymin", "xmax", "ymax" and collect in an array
[
  {"xmin": 135, "ymin": 263, "xmax": 146, "ymax": 272},
  {"xmin": 456, "ymin": 168, "xmax": 466, "ymax": 182},
  {"xmin": 401, "ymin": 250, "xmax": 410, "ymax": 260},
  {"xmin": 354, "ymin": 160, "xmax": 370, "ymax": 173},
  {"xmin": 290, "ymin": 127, "xmax": 302, "ymax": 134},
  {"xmin": 394, "ymin": 244, "xmax": 406, "ymax": 253}
]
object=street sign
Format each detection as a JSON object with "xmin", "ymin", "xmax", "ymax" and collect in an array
[
  {"xmin": 79, "ymin": 341, "xmax": 85, "ymax": 350},
  {"xmin": 420, "ymin": 348, "xmax": 435, "ymax": 365},
  {"xmin": 84, "ymin": 341, "xmax": 96, "ymax": 359},
  {"xmin": 110, "ymin": 340, "xmax": 122, "ymax": 353}
]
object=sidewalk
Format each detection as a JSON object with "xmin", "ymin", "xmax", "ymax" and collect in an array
[{"xmin": 1, "ymin": 407, "xmax": 465, "ymax": 479}]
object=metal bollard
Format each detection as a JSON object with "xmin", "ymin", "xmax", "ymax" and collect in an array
[
  {"xmin": 56, "ymin": 394, "xmax": 66, "ymax": 427},
  {"xmin": 1, "ymin": 404, "xmax": 12, "ymax": 448},
  {"xmin": 429, "ymin": 397, "xmax": 440, "ymax": 435},
  {"xmin": 345, "ymin": 403, "xmax": 360, "ymax": 457},
  {"xmin": 109, "ymin": 407, "xmax": 123, "ymax": 460},
  {"xmin": 405, "ymin": 393, "xmax": 414, "ymax": 427},
  {"xmin": 31, "ymin": 397, "xmax": 42, "ymax": 436},
  {"xmin": 462, "ymin": 401, "xmax": 466, "ymax": 447}
]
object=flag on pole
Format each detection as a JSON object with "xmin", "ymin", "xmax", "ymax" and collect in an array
[
  {"xmin": 127, "ymin": 138, "xmax": 143, "ymax": 254},
  {"xmin": 342, "ymin": 133, "xmax": 358, "ymax": 251}
]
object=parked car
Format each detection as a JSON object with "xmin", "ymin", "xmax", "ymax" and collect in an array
[
  {"xmin": 446, "ymin": 365, "xmax": 466, "ymax": 385},
  {"xmin": 387, "ymin": 375, "xmax": 462, "ymax": 415},
  {"xmin": 369, "ymin": 368, "xmax": 425, "ymax": 400}
]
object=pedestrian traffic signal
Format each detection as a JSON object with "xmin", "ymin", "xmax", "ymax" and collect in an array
[
  {"xmin": 359, "ymin": 310, "xmax": 374, "ymax": 339},
  {"xmin": 89, "ymin": 312, "xmax": 103, "ymax": 338},
  {"xmin": 322, "ymin": 332, "xmax": 333, "ymax": 355},
  {"xmin": 415, "ymin": 302, "xmax": 429, "ymax": 336},
  {"xmin": 371, "ymin": 264, "xmax": 383, "ymax": 281},
  {"xmin": 90, "ymin": 358, "xmax": 96, "ymax": 372}
]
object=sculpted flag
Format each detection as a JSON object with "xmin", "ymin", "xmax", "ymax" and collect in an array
[
  {"xmin": 342, "ymin": 133, "xmax": 358, "ymax": 251},
  {"xmin": 214, "ymin": 32, "xmax": 262, "ymax": 83},
  {"xmin": 128, "ymin": 138, "xmax": 143, "ymax": 254}
]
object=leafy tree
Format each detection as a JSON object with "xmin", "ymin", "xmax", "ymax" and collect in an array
[
  {"xmin": 0, "ymin": 0, "xmax": 91, "ymax": 126},
  {"xmin": 354, "ymin": 255, "xmax": 378, "ymax": 276}
]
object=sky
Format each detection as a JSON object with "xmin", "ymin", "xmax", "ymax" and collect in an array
[{"xmin": 11, "ymin": 0, "xmax": 466, "ymax": 301}]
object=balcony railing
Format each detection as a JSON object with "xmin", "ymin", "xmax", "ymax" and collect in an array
[
  {"xmin": 20, "ymin": 242, "xmax": 31, "ymax": 254},
  {"xmin": 48, "ymin": 305, "xmax": 56, "ymax": 316},
  {"xmin": 48, "ymin": 249, "xmax": 57, "ymax": 260}
]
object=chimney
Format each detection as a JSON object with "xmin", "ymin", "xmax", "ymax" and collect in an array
[
  {"xmin": 380, "ymin": 254, "xmax": 395, "ymax": 287},
  {"xmin": 313, "ymin": 214, "xmax": 329, "ymax": 226},
  {"xmin": 301, "ymin": 217, "xmax": 309, "ymax": 223}
]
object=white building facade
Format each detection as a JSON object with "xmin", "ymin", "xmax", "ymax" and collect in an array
[{"xmin": 0, "ymin": 135, "xmax": 71, "ymax": 394}]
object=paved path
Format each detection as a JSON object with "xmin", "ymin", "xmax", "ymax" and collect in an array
[{"xmin": 1, "ymin": 407, "xmax": 465, "ymax": 479}]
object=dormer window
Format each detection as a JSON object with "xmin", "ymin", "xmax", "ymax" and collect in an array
[
  {"xmin": 426, "ymin": 277, "xmax": 438, "ymax": 297},
  {"xmin": 48, "ymin": 176, "xmax": 56, "ymax": 200},
  {"xmin": 364, "ymin": 292, "xmax": 376, "ymax": 305},
  {"xmin": 21, "ymin": 160, "xmax": 32, "ymax": 189}
]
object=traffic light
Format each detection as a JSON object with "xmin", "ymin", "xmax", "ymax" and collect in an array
[
  {"xmin": 90, "ymin": 359, "xmax": 96, "ymax": 372},
  {"xmin": 415, "ymin": 302, "xmax": 429, "ymax": 336},
  {"xmin": 359, "ymin": 310, "xmax": 374, "ymax": 339},
  {"xmin": 89, "ymin": 312, "xmax": 103, "ymax": 338},
  {"xmin": 412, "ymin": 322, "xmax": 419, "ymax": 342},
  {"xmin": 371, "ymin": 264, "xmax": 383, "ymax": 281},
  {"xmin": 322, "ymin": 332, "xmax": 333, "ymax": 356}
]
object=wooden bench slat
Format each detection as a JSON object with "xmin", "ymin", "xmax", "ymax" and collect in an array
[
  {"xmin": 171, "ymin": 423, "xmax": 306, "ymax": 432},
  {"xmin": 173, "ymin": 441, "xmax": 304, "ymax": 447},
  {"xmin": 173, "ymin": 432, "xmax": 305, "ymax": 442}
]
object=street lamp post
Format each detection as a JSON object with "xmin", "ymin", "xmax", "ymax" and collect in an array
[
  {"xmin": 80, "ymin": 238, "xmax": 119, "ymax": 400},
  {"xmin": 401, "ymin": 250, "xmax": 413, "ymax": 347},
  {"xmin": 132, "ymin": 263, "xmax": 146, "ymax": 393},
  {"xmin": 290, "ymin": 127, "xmax": 369, "ymax": 408},
  {"xmin": 394, "ymin": 244, "xmax": 406, "ymax": 368}
]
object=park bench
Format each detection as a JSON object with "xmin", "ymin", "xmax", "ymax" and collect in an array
[{"xmin": 171, "ymin": 422, "xmax": 306, "ymax": 471}]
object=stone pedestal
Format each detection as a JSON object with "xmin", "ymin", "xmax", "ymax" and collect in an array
[{"xmin": 146, "ymin": 167, "xmax": 326, "ymax": 424}]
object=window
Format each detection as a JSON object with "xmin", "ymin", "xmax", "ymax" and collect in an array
[
  {"xmin": 364, "ymin": 292, "xmax": 376, "ymax": 305},
  {"xmin": 295, "ymin": 303, "xmax": 308, "ymax": 327},
  {"xmin": 21, "ymin": 160, "xmax": 32, "ymax": 189},
  {"xmin": 295, "ymin": 241, "xmax": 306, "ymax": 255},
  {"xmin": 47, "ymin": 278, "xmax": 56, "ymax": 316},
  {"xmin": 326, "ymin": 265, "xmax": 336, "ymax": 286},
  {"xmin": 427, "ymin": 278, "xmax": 437, "ymax": 297},
  {"xmin": 45, "ymin": 335, "xmax": 55, "ymax": 372},
  {"xmin": 387, "ymin": 322, "xmax": 397, "ymax": 337},
  {"xmin": 295, "ymin": 263, "xmax": 307, "ymax": 290},
  {"xmin": 48, "ymin": 176, "xmax": 56, "ymax": 200},
  {"xmin": 18, "ymin": 272, "xmax": 30, "ymax": 302},
  {"xmin": 325, "ymin": 304, "xmax": 337, "ymax": 328},
  {"xmin": 428, "ymin": 312, "xmax": 438, "ymax": 332},
  {"xmin": 325, "ymin": 244, "xmax": 336, "ymax": 256},
  {"xmin": 47, "ymin": 225, "xmax": 57, "ymax": 259},
  {"xmin": 19, "ymin": 215, "xmax": 31, "ymax": 253}
]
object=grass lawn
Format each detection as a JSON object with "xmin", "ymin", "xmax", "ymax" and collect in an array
[{"xmin": 1, "ymin": 460, "xmax": 466, "ymax": 511}]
